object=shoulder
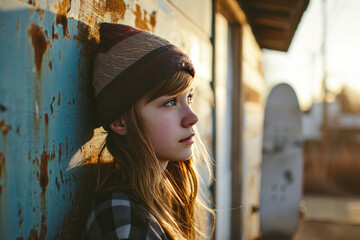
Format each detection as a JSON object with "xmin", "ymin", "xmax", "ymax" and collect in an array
[{"xmin": 82, "ymin": 191, "xmax": 169, "ymax": 240}]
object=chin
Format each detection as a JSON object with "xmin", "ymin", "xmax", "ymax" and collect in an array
[
  {"xmin": 165, "ymin": 153, "xmax": 193, "ymax": 162},
  {"xmin": 157, "ymin": 149, "xmax": 193, "ymax": 162}
]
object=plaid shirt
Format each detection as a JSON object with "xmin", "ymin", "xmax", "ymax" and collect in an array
[{"xmin": 82, "ymin": 191, "xmax": 170, "ymax": 240}]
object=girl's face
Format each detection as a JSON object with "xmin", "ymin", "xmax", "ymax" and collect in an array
[{"xmin": 139, "ymin": 85, "xmax": 198, "ymax": 162}]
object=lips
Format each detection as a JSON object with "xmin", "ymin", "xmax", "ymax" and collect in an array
[{"xmin": 179, "ymin": 133, "xmax": 195, "ymax": 143}]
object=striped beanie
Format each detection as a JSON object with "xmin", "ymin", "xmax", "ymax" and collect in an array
[{"xmin": 92, "ymin": 23, "xmax": 195, "ymax": 129}]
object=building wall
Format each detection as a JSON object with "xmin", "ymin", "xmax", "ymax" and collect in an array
[
  {"xmin": 241, "ymin": 23, "xmax": 266, "ymax": 240},
  {"xmin": 213, "ymin": 4, "xmax": 265, "ymax": 239},
  {"xmin": 214, "ymin": 13, "xmax": 233, "ymax": 240},
  {"xmin": 0, "ymin": 0, "xmax": 213, "ymax": 239}
]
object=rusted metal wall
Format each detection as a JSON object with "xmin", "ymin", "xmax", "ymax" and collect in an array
[
  {"xmin": 0, "ymin": 1, "xmax": 99, "ymax": 239},
  {"xmin": 0, "ymin": 0, "xmax": 214, "ymax": 239}
]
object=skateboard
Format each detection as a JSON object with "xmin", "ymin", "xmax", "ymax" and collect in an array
[{"xmin": 259, "ymin": 83, "xmax": 303, "ymax": 239}]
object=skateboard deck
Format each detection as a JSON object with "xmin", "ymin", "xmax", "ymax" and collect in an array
[{"xmin": 259, "ymin": 83, "xmax": 303, "ymax": 239}]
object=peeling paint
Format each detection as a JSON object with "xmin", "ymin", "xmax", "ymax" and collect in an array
[
  {"xmin": 28, "ymin": 24, "xmax": 50, "ymax": 73},
  {"xmin": 150, "ymin": 11, "xmax": 157, "ymax": 30},
  {"xmin": 54, "ymin": 0, "xmax": 72, "ymax": 38},
  {"xmin": 55, "ymin": 0, "xmax": 71, "ymax": 16},
  {"xmin": 52, "ymin": 25, "xmax": 59, "ymax": 40},
  {"xmin": 56, "ymin": 15, "xmax": 69, "ymax": 38},
  {"xmin": 133, "ymin": 4, "xmax": 156, "ymax": 32},
  {"xmin": 106, "ymin": 0, "xmax": 126, "ymax": 23},
  {"xmin": 35, "ymin": 8, "xmax": 44, "ymax": 21}
]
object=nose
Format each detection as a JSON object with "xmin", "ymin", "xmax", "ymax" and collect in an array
[{"xmin": 181, "ymin": 106, "xmax": 199, "ymax": 128}]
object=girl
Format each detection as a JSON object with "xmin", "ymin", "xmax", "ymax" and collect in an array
[{"xmin": 77, "ymin": 23, "xmax": 213, "ymax": 240}]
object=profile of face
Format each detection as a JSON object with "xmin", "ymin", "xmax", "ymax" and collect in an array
[{"xmin": 139, "ymin": 85, "xmax": 198, "ymax": 162}]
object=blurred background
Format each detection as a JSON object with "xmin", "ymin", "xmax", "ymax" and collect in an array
[
  {"xmin": 1, "ymin": 0, "xmax": 360, "ymax": 239},
  {"xmin": 263, "ymin": 1, "xmax": 360, "ymax": 239}
]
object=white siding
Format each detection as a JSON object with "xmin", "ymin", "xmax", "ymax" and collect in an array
[{"xmin": 214, "ymin": 13, "xmax": 232, "ymax": 240}]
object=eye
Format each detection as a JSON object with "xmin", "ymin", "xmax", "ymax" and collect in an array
[
  {"xmin": 165, "ymin": 98, "xmax": 176, "ymax": 106},
  {"xmin": 187, "ymin": 93, "xmax": 193, "ymax": 105}
]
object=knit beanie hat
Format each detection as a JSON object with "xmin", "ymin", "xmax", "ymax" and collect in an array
[{"xmin": 92, "ymin": 23, "xmax": 195, "ymax": 129}]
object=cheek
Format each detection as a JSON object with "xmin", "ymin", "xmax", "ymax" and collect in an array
[
  {"xmin": 148, "ymin": 117, "xmax": 175, "ymax": 144},
  {"xmin": 159, "ymin": 117, "xmax": 172, "ymax": 129}
]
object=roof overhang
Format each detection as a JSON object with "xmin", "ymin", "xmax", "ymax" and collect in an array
[{"xmin": 237, "ymin": 0, "xmax": 310, "ymax": 51}]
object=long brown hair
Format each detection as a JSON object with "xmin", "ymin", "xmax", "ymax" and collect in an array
[{"xmin": 76, "ymin": 71, "xmax": 214, "ymax": 239}]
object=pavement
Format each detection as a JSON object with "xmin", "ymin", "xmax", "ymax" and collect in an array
[{"xmin": 294, "ymin": 195, "xmax": 360, "ymax": 240}]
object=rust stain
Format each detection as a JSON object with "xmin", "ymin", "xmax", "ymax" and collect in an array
[
  {"xmin": 58, "ymin": 91, "xmax": 61, "ymax": 106},
  {"xmin": 28, "ymin": 229, "xmax": 38, "ymax": 240},
  {"xmin": 44, "ymin": 113, "xmax": 49, "ymax": 125},
  {"xmin": 55, "ymin": 0, "xmax": 71, "ymax": 16},
  {"xmin": 55, "ymin": 0, "xmax": 71, "ymax": 38},
  {"xmin": 52, "ymin": 25, "xmax": 59, "ymax": 40},
  {"xmin": 0, "ymin": 185, "xmax": 2, "ymax": 195},
  {"xmin": 40, "ymin": 214, "xmax": 47, "ymax": 239},
  {"xmin": 27, "ymin": 215, "xmax": 47, "ymax": 240},
  {"xmin": 0, "ymin": 104, "xmax": 7, "ymax": 112},
  {"xmin": 67, "ymin": 101, "xmax": 71, "ymax": 106},
  {"xmin": 50, "ymin": 97, "xmax": 55, "ymax": 114},
  {"xmin": 133, "ymin": 4, "xmax": 156, "ymax": 32},
  {"xmin": 56, "ymin": 15, "xmax": 69, "ymax": 38},
  {"xmin": 28, "ymin": 24, "xmax": 50, "ymax": 73},
  {"xmin": 58, "ymin": 143, "xmax": 62, "ymax": 164},
  {"xmin": 16, "ymin": 18, "xmax": 20, "ymax": 32},
  {"xmin": 39, "ymin": 152, "xmax": 49, "ymax": 195},
  {"xmin": 106, "ymin": 0, "xmax": 126, "ymax": 23},
  {"xmin": 55, "ymin": 177, "xmax": 60, "ymax": 192},
  {"xmin": 28, "ymin": 0, "xmax": 36, "ymax": 6},
  {"xmin": 0, "ymin": 119, "xmax": 12, "ymax": 136},
  {"xmin": 60, "ymin": 170, "xmax": 64, "ymax": 184},
  {"xmin": 150, "ymin": 11, "xmax": 157, "ymax": 30},
  {"xmin": 35, "ymin": 8, "xmax": 44, "ymax": 21},
  {"xmin": 0, "ymin": 153, "xmax": 5, "ymax": 179},
  {"xmin": 18, "ymin": 208, "xmax": 24, "ymax": 227},
  {"xmin": 48, "ymin": 60, "xmax": 52, "ymax": 70}
]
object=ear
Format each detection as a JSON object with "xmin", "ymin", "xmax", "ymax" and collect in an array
[{"xmin": 110, "ymin": 118, "xmax": 127, "ymax": 135}]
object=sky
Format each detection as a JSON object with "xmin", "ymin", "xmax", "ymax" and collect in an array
[{"xmin": 263, "ymin": 0, "xmax": 360, "ymax": 110}]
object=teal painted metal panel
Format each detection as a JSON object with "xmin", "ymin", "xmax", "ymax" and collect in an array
[{"xmin": 0, "ymin": 4, "xmax": 98, "ymax": 239}]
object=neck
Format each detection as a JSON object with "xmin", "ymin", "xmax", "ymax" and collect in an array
[{"xmin": 159, "ymin": 160, "xmax": 169, "ymax": 173}]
